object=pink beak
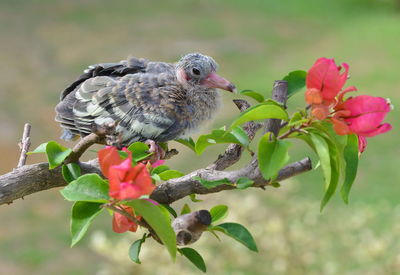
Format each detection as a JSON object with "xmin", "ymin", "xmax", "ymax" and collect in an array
[{"xmin": 202, "ymin": 72, "xmax": 236, "ymax": 93}]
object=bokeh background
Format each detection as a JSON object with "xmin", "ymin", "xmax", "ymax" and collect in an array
[{"xmin": 0, "ymin": 0, "xmax": 399, "ymax": 274}]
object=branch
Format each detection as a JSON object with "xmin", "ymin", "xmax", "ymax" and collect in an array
[
  {"xmin": 0, "ymin": 160, "xmax": 101, "ymax": 205},
  {"xmin": 150, "ymin": 157, "xmax": 312, "ymax": 204},
  {"xmin": 0, "ymin": 80, "xmax": 312, "ymax": 206},
  {"xmin": 17, "ymin": 123, "xmax": 31, "ymax": 168}
]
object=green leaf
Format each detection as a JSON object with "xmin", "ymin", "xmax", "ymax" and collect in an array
[
  {"xmin": 179, "ymin": 247, "xmax": 207, "ymax": 273},
  {"xmin": 129, "ymin": 234, "xmax": 147, "ymax": 264},
  {"xmin": 189, "ymin": 194, "xmax": 202, "ymax": 202},
  {"xmin": 60, "ymin": 174, "xmax": 110, "ymax": 202},
  {"xmin": 193, "ymin": 176, "xmax": 233, "ymax": 189},
  {"xmin": 175, "ymin": 138, "xmax": 196, "ymax": 152},
  {"xmin": 308, "ymin": 131, "xmax": 340, "ymax": 211},
  {"xmin": 125, "ymin": 199, "xmax": 176, "ymax": 260},
  {"xmin": 230, "ymin": 126, "xmax": 250, "ymax": 146},
  {"xmin": 283, "ymin": 70, "xmax": 307, "ymax": 98},
  {"xmin": 62, "ymin": 163, "xmax": 81, "ymax": 183},
  {"xmin": 160, "ymin": 204, "xmax": 178, "ymax": 218},
  {"xmin": 288, "ymin": 111, "xmax": 308, "ymax": 127},
  {"xmin": 239, "ymin": 89, "xmax": 265, "ymax": 102},
  {"xmin": 127, "ymin": 142, "xmax": 152, "ymax": 161},
  {"xmin": 230, "ymin": 102, "xmax": 288, "ymax": 129},
  {"xmin": 70, "ymin": 201, "xmax": 103, "ymax": 247},
  {"xmin": 210, "ymin": 205, "xmax": 228, "ymax": 224},
  {"xmin": 151, "ymin": 165, "xmax": 170, "ymax": 175},
  {"xmin": 30, "ymin": 141, "xmax": 72, "ymax": 169},
  {"xmin": 195, "ymin": 127, "xmax": 249, "ymax": 155},
  {"xmin": 236, "ymin": 177, "xmax": 254, "ymax": 190},
  {"xmin": 258, "ymin": 132, "xmax": 291, "ymax": 180},
  {"xmin": 340, "ymin": 134, "xmax": 359, "ymax": 204},
  {"xmin": 214, "ymin": 223, "xmax": 258, "ymax": 252},
  {"xmin": 180, "ymin": 203, "xmax": 191, "ymax": 215},
  {"xmin": 28, "ymin": 142, "xmax": 48, "ymax": 154},
  {"xmin": 159, "ymin": 170, "xmax": 185, "ymax": 181},
  {"xmin": 309, "ymin": 132, "xmax": 331, "ymax": 188}
]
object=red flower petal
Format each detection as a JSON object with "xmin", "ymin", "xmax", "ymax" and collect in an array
[
  {"xmin": 357, "ymin": 135, "xmax": 367, "ymax": 153},
  {"xmin": 108, "ymin": 161, "xmax": 154, "ymax": 200},
  {"xmin": 98, "ymin": 147, "xmax": 124, "ymax": 178},
  {"xmin": 112, "ymin": 207, "xmax": 138, "ymax": 233},
  {"xmin": 358, "ymin": 123, "xmax": 392, "ymax": 138},
  {"xmin": 344, "ymin": 96, "xmax": 391, "ymax": 134},
  {"xmin": 306, "ymin": 58, "xmax": 349, "ymax": 101}
]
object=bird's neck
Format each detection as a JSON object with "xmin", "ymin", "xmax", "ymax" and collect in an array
[{"xmin": 187, "ymin": 88, "xmax": 221, "ymax": 122}]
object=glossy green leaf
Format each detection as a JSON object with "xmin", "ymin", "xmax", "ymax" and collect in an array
[
  {"xmin": 283, "ymin": 70, "xmax": 307, "ymax": 98},
  {"xmin": 258, "ymin": 132, "xmax": 291, "ymax": 180},
  {"xmin": 151, "ymin": 165, "xmax": 170, "ymax": 175},
  {"xmin": 308, "ymin": 131, "xmax": 340, "ymax": 211},
  {"xmin": 195, "ymin": 127, "xmax": 249, "ymax": 155},
  {"xmin": 179, "ymin": 247, "xmax": 207, "ymax": 273},
  {"xmin": 159, "ymin": 170, "xmax": 185, "ymax": 181},
  {"xmin": 230, "ymin": 103, "xmax": 288, "ymax": 129},
  {"xmin": 236, "ymin": 177, "xmax": 254, "ymax": 190},
  {"xmin": 239, "ymin": 89, "xmax": 265, "ymax": 102},
  {"xmin": 320, "ymin": 138, "xmax": 340, "ymax": 211},
  {"xmin": 189, "ymin": 194, "xmax": 202, "ymax": 202},
  {"xmin": 70, "ymin": 201, "xmax": 103, "ymax": 247},
  {"xmin": 175, "ymin": 138, "xmax": 196, "ymax": 152},
  {"xmin": 214, "ymin": 223, "xmax": 258, "ymax": 252},
  {"xmin": 160, "ymin": 204, "xmax": 178, "ymax": 218},
  {"xmin": 193, "ymin": 176, "xmax": 232, "ymax": 189},
  {"xmin": 210, "ymin": 205, "xmax": 228, "ymax": 224},
  {"xmin": 230, "ymin": 126, "xmax": 250, "ymax": 146},
  {"xmin": 309, "ymin": 132, "xmax": 331, "ymax": 188},
  {"xmin": 340, "ymin": 134, "xmax": 359, "ymax": 204},
  {"xmin": 125, "ymin": 199, "xmax": 176, "ymax": 260},
  {"xmin": 62, "ymin": 163, "xmax": 81, "ymax": 183},
  {"xmin": 288, "ymin": 111, "xmax": 308, "ymax": 127},
  {"xmin": 129, "ymin": 234, "xmax": 147, "ymax": 264},
  {"xmin": 180, "ymin": 203, "xmax": 191, "ymax": 215},
  {"xmin": 30, "ymin": 141, "xmax": 72, "ymax": 169},
  {"xmin": 28, "ymin": 142, "xmax": 48, "ymax": 154},
  {"xmin": 60, "ymin": 174, "xmax": 110, "ymax": 202},
  {"xmin": 127, "ymin": 142, "xmax": 152, "ymax": 161}
]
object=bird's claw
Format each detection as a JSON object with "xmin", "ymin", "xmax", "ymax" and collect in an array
[{"xmin": 145, "ymin": 140, "xmax": 166, "ymax": 163}]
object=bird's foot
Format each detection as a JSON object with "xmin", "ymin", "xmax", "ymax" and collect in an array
[
  {"xmin": 145, "ymin": 140, "xmax": 166, "ymax": 163},
  {"xmin": 92, "ymin": 122, "xmax": 123, "ymax": 149}
]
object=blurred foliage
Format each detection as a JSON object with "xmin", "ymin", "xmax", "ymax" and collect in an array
[{"xmin": 0, "ymin": 0, "xmax": 399, "ymax": 274}]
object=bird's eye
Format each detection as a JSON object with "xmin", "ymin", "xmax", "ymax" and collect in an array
[{"xmin": 192, "ymin": 68, "xmax": 201, "ymax": 76}]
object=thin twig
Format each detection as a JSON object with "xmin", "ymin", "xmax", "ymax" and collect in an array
[
  {"xmin": 102, "ymin": 203, "xmax": 162, "ymax": 243},
  {"xmin": 207, "ymin": 99, "xmax": 262, "ymax": 171},
  {"xmin": 17, "ymin": 123, "xmax": 31, "ymax": 168},
  {"xmin": 64, "ymin": 133, "xmax": 103, "ymax": 164}
]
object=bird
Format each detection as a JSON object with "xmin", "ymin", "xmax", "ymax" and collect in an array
[{"xmin": 55, "ymin": 53, "xmax": 236, "ymax": 147}]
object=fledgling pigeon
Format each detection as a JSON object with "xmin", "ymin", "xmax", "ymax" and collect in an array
[{"xmin": 55, "ymin": 53, "xmax": 236, "ymax": 146}]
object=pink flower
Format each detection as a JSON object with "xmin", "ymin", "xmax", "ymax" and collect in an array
[
  {"xmin": 332, "ymin": 95, "xmax": 392, "ymax": 152},
  {"xmin": 112, "ymin": 206, "xmax": 139, "ymax": 233},
  {"xmin": 152, "ymin": 159, "xmax": 165, "ymax": 168},
  {"xmin": 306, "ymin": 58, "xmax": 349, "ymax": 102},
  {"xmin": 108, "ymin": 160, "xmax": 154, "ymax": 200},
  {"xmin": 305, "ymin": 58, "xmax": 350, "ymax": 120},
  {"xmin": 98, "ymin": 146, "xmax": 127, "ymax": 178}
]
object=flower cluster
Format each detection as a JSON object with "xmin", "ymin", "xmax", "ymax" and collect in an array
[
  {"xmin": 305, "ymin": 58, "xmax": 392, "ymax": 152},
  {"xmin": 98, "ymin": 146, "xmax": 155, "ymax": 233}
]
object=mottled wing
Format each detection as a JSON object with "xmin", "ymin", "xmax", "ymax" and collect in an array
[
  {"xmin": 60, "ymin": 56, "xmax": 149, "ymax": 100},
  {"xmin": 57, "ymin": 72, "xmax": 188, "ymax": 144}
]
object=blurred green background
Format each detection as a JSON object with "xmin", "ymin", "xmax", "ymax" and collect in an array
[{"xmin": 0, "ymin": 0, "xmax": 399, "ymax": 274}]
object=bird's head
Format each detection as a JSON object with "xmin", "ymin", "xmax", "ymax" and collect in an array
[{"xmin": 176, "ymin": 53, "xmax": 236, "ymax": 93}]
